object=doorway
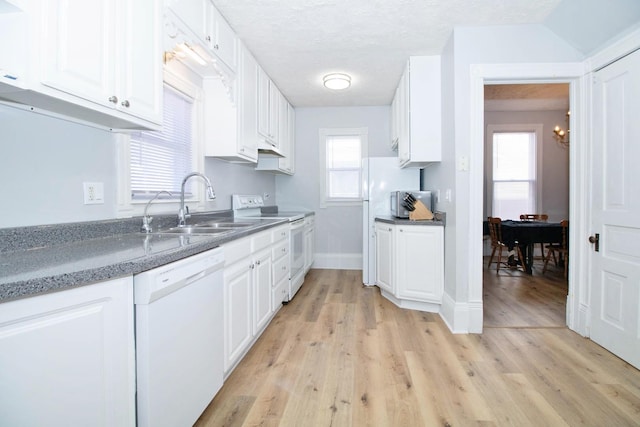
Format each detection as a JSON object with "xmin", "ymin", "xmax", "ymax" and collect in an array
[
  {"xmin": 466, "ymin": 62, "xmax": 585, "ymax": 334},
  {"xmin": 482, "ymin": 83, "xmax": 570, "ymax": 328}
]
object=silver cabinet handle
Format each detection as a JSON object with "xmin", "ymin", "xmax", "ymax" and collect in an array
[
  {"xmin": 256, "ymin": 260, "xmax": 261, "ymax": 265},
  {"xmin": 206, "ymin": 35, "xmax": 211, "ymax": 42},
  {"xmin": 250, "ymin": 263, "xmax": 255, "ymax": 270},
  {"xmin": 214, "ymin": 43, "xmax": 219, "ymax": 50},
  {"xmin": 121, "ymin": 100, "xmax": 130, "ymax": 108},
  {"xmin": 108, "ymin": 96, "xmax": 118, "ymax": 104}
]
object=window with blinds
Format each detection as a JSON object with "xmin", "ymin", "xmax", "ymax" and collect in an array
[
  {"xmin": 129, "ymin": 86, "xmax": 194, "ymax": 200},
  {"xmin": 491, "ymin": 131, "xmax": 537, "ymax": 220},
  {"xmin": 318, "ymin": 127, "xmax": 367, "ymax": 207}
]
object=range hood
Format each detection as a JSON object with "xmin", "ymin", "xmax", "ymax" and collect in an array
[{"xmin": 258, "ymin": 140, "xmax": 284, "ymax": 157}]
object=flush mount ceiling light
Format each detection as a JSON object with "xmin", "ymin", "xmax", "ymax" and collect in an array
[{"xmin": 323, "ymin": 73, "xmax": 351, "ymax": 90}]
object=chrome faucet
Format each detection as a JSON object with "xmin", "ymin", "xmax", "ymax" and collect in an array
[
  {"xmin": 141, "ymin": 191, "xmax": 173, "ymax": 233},
  {"xmin": 178, "ymin": 172, "xmax": 216, "ymax": 227}
]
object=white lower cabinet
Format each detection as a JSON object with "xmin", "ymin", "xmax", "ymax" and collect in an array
[
  {"xmin": 0, "ymin": 277, "xmax": 135, "ymax": 427},
  {"xmin": 303, "ymin": 214, "xmax": 315, "ymax": 273},
  {"xmin": 375, "ymin": 221, "xmax": 444, "ymax": 312},
  {"xmin": 374, "ymin": 222, "xmax": 394, "ymax": 293},
  {"xmin": 222, "ymin": 225, "xmax": 289, "ymax": 376}
]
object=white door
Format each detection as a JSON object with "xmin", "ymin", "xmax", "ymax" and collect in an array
[{"xmin": 590, "ymin": 48, "xmax": 640, "ymax": 369}]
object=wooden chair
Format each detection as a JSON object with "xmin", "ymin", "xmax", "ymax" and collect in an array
[
  {"xmin": 543, "ymin": 220, "xmax": 569, "ymax": 279},
  {"xmin": 520, "ymin": 214, "xmax": 549, "ymax": 258},
  {"xmin": 487, "ymin": 217, "xmax": 526, "ymax": 273}
]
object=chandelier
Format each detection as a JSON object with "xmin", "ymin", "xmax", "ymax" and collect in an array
[{"xmin": 553, "ymin": 110, "xmax": 570, "ymax": 147}]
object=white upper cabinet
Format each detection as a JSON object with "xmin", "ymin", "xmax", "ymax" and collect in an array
[
  {"xmin": 394, "ymin": 56, "xmax": 441, "ymax": 168},
  {"xmin": 256, "ymin": 94, "xmax": 295, "ymax": 175},
  {"xmin": 204, "ymin": 41, "xmax": 259, "ymax": 163},
  {"xmin": 257, "ymin": 66, "xmax": 281, "ymax": 150},
  {"xmin": 0, "ymin": 0, "xmax": 163, "ymax": 129},
  {"xmin": 166, "ymin": 0, "xmax": 237, "ymax": 73}
]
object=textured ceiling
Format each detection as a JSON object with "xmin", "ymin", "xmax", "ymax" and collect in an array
[
  {"xmin": 484, "ymin": 83, "xmax": 570, "ymax": 112},
  {"xmin": 212, "ymin": 0, "xmax": 564, "ymax": 107}
]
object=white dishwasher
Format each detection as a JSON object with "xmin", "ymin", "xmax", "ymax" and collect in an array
[{"xmin": 134, "ymin": 247, "xmax": 224, "ymax": 427}]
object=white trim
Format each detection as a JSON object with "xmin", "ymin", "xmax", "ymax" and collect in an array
[
  {"xmin": 440, "ymin": 292, "xmax": 475, "ymax": 334},
  {"xmin": 312, "ymin": 253, "xmax": 362, "ymax": 270},
  {"xmin": 587, "ymin": 26, "xmax": 640, "ymax": 72},
  {"xmin": 468, "ymin": 62, "xmax": 585, "ymax": 335}
]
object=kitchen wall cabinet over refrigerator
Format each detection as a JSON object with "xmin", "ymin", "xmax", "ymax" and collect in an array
[
  {"xmin": 392, "ymin": 56, "xmax": 441, "ymax": 167},
  {"xmin": 0, "ymin": 0, "xmax": 163, "ymax": 130}
]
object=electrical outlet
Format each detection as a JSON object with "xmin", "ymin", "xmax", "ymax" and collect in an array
[{"xmin": 83, "ymin": 182, "xmax": 104, "ymax": 205}]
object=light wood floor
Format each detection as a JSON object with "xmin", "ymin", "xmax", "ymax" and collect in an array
[{"xmin": 196, "ymin": 269, "xmax": 640, "ymax": 426}]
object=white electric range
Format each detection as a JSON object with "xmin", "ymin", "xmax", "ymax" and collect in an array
[{"xmin": 232, "ymin": 195, "xmax": 307, "ymax": 301}]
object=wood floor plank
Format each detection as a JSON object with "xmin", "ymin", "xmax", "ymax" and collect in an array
[{"xmin": 198, "ymin": 269, "xmax": 640, "ymax": 427}]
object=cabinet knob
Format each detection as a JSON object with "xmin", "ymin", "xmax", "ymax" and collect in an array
[
  {"xmin": 282, "ymin": 266, "xmax": 287, "ymax": 270},
  {"xmin": 121, "ymin": 100, "xmax": 130, "ymax": 108},
  {"xmin": 250, "ymin": 263, "xmax": 255, "ymax": 269},
  {"xmin": 206, "ymin": 35, "xmax": 211, "ymax": 41},
  {"xmin": 256, "ymin": 260, "xmax": 261, "ymax": 265},
  {"xmin": 108, "ymin": 95, "xmax": 118, "ymax": 104},
  {"xmin": 214, "ymin": 43, "xmax": 219, "ymax": 50}
]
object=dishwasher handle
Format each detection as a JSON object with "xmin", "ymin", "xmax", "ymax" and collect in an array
[{"xmin": 134, "ymin": 248, "xmax": 224, "ymax": 304}]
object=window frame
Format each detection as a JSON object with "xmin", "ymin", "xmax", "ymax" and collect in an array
[
  {"xmin": 485, "ymin": 124, "xmax": 543, "ymax": 220},
  {"xmin": 116, "ymin": 69, "xmax": 205, "ymax": 218},
  {"xmin": 318, "ymin": 127, "xmax": 368, "ymax": 208}
]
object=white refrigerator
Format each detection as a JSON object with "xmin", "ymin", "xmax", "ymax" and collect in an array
[{"xmin": 362, "ymin": 157, "xmax": 420, "ymax": 285}]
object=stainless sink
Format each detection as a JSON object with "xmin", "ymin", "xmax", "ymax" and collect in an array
[
  {"xmin": 153, "ymin": 226, "xmax": 235, "ymax": 235},
  {"xmin": 194, "ymin": 222, "xmax": 256, "ymax": 228}
]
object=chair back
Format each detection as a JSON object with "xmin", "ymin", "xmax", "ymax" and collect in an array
[
  {"xmin": 487, "ymin": 217, "xmax": 503, "ymax": 246},
  {"xmin": 560, "ymin": 220, "xmax": 569, "ymax": 249},
  {"xmin": 520, "ymin": 213, "xmax": 549, "ymax": 222}
]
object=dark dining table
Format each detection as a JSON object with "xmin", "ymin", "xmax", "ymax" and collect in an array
[{"xmin": 499, "ymin": 220, "xmax": 564, "ymax": 274}]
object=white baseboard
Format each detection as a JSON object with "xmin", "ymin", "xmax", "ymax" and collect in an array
[
  {"xmin": 313, "ymin": 253, "xmax": 362, "ymax": 270},
  {"xmin": 440, "ymin": 292, "xmax": 481, "ymax": 334}
]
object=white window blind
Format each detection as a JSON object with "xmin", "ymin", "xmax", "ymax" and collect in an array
[
  {"xmin": 492, "ymin": 132, "xmax": 536, "ymax": 220},
  {"xmin": 326, "ymin": 135, "xmax": 362, "ymax": 199},
  {"xmin": 130, "ymin": 87, "xmax": 194, "ymax": 199}
]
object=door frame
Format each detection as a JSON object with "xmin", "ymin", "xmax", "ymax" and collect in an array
[{"xmin": 468, "ymin": 62, "xmax": 589, "ymax": 335}]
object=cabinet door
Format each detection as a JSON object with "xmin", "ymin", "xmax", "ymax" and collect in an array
[
  {"xmin": 41, "ymin": 0, "xmax": 115, "ymax": 106},
  {"xmin": 118, "ymin": 0, "xmax": 162, "ymax": 122},
  {"xmin": 238, "ymin": 43, "xmax": 259, "ymax": 161},
  {"xmin": 375, "ymin": 223, "xmax": 394, "ymax": 292},
  {"xmin": 257, "ymin": 66, "xmax": 270, "ymax": 140},
  {"xmin": 211, "ymin": 6, "xmax": 236, "ymax": 71},
  {"xmin": 166, "ymin": 0, "xmax": 208, "ymax": 44},
  {"xmin": 0, "ymin": 277, "xmax": 135, "ymax": 426},
  {"xmin": 253, "ymin": 248, "xmax": 272, "ymax": 334},
  {"xmin": 269, "ymin": 81, "xmax": 280, "ymax": 146},
  {"xmin": 396, "ymin": 226, "xmax": 444, "ymax": 302},
  {"xmin": 224, "ymin": 260, "xmax": 253, "ymax": 373}
]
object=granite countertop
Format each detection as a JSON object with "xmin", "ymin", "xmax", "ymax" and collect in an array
[
  {"xmin": 0, "ymin": 213, "xmax": 287, "ymax": 304},
  {"xmin": 376, "ymin": 211, "xmax": 446, "ymax": 226}
]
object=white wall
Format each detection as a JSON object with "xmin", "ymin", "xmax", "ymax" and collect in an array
[
  {"xmin": 0, "ymin": 104, "xmax": 119, "ymax": 227},
  {"xmin": 276, "ymin": 106, "xmax": 392, "ymax": 269},
  {"xmin": 0, "ymin": 104, "xmax": 276, "ymax": 228}
]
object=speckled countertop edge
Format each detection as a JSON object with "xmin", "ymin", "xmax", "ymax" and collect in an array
[
  {"xmin": 0, "ymin": 212, "xmax": 288, "ymax": 304},
  {"xmin": 375, "ymin": 211, "xmax": 446, "ymax": 226}
]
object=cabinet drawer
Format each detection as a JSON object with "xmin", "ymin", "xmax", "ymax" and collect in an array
[
  {"xmin": 272, "ymin": 226, "xmax": 289, "ymax": 242},
  {"xmin": 272, "ymin": 240, "xmax": 289, "ymax": 261},
  {"xmin": 252, "ymin": 230, "xmax": 273, "ymax": 252},
  {"xmin": 272, "ymin": 276, "xmax": 288, "ymax": 307},
  {"xmin": 273, "ymin": 254, "xmax": 289, "ymax": 285},
  {"xmin": 223, "ymin": 236, "xmax": 251, "ymax": 266}
]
